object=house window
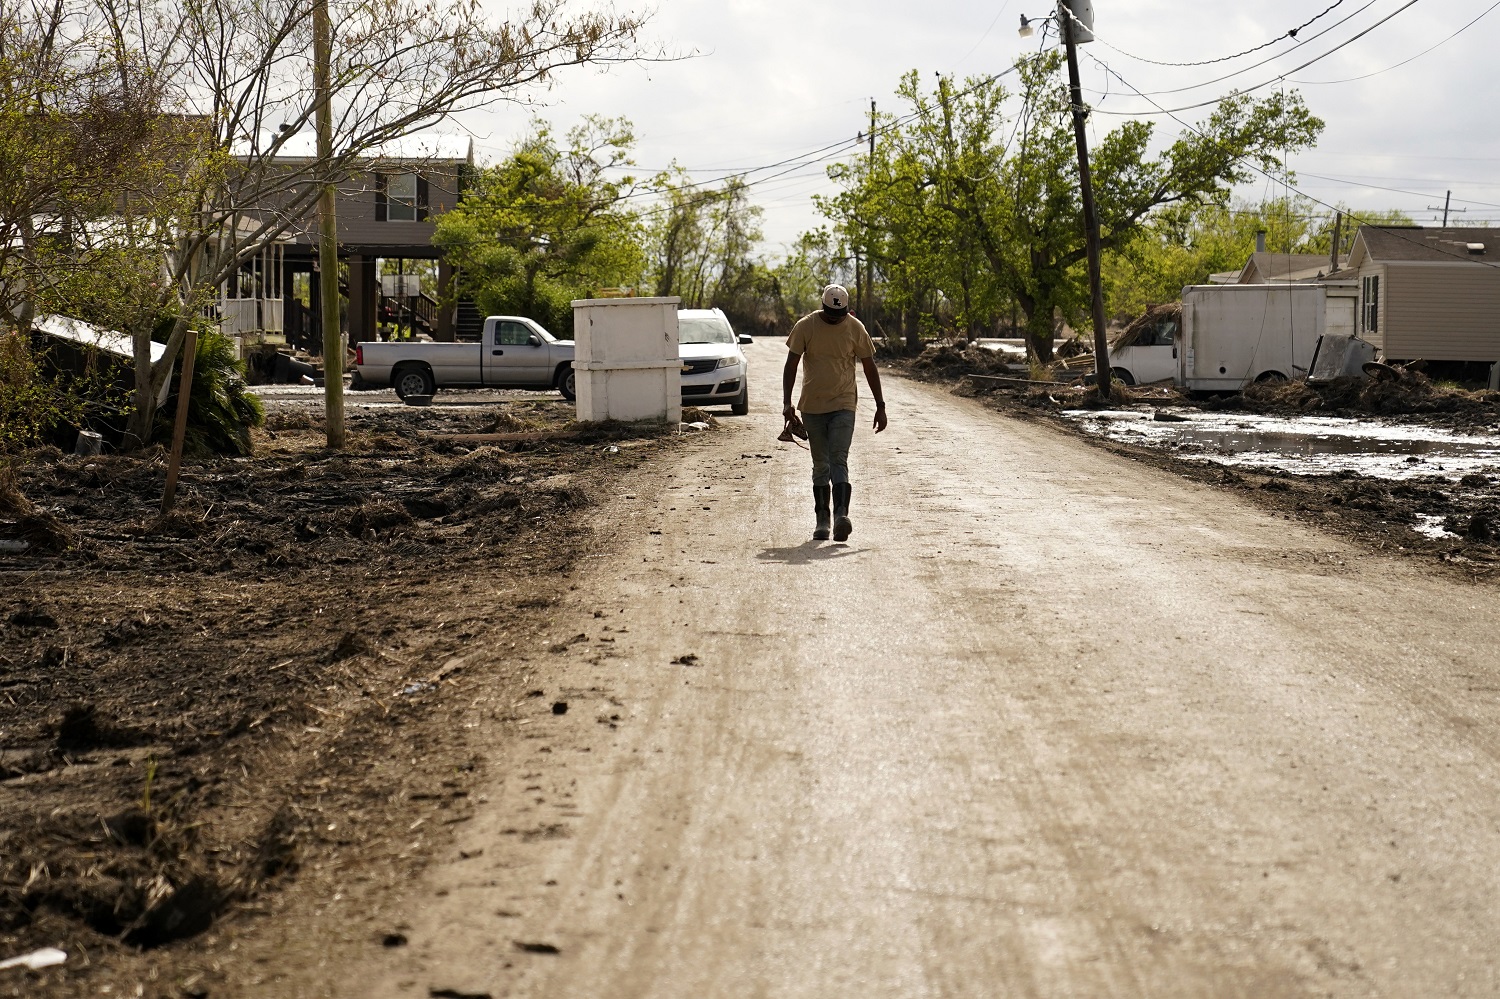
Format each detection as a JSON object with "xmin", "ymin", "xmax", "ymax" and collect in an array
[
  {"xmin": 376, "ymin": 172, "xmax": 428, "ymax": 222},
  {"xmin": 1361, "ymin": 274, "xmax": 1380, "ymax": 333}
]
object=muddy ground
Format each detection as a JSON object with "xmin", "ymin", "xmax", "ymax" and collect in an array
[
  {"xmin": 0, "ymin": 395, "xmax": 700, "ymax": 996},
  {"xmin": 902, "ymin": 342, "xmax": 1500, "ymax": 581}
]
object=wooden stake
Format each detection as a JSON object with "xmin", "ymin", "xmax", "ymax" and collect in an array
[{"xmin": 160, "ymin": 326, "xmax": 199, "ymax": 515}]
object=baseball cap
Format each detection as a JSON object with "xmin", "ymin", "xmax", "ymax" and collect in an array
[{"xmin": 821, "ymin": 285, "xmax": 849, "ymax": 310}]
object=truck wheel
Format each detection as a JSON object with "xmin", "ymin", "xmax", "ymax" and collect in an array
[
  {"xmin": 1255, "ymin": 370, "xmax": 1288, "ymax": 384},
  {"xmin": 393, "ymin": 364, "xmax": 435, "ymax": 400},
  {"xmin": 556, "ymin": 365, "xmax": 577, "ymax": 402},
  {"xmin": 731, "ymin": 384, "xmax": 749, "ymax": 416},
  {"xmin": 1110, "ymin": 367, "xmax": 1136, "ymax": 387}
]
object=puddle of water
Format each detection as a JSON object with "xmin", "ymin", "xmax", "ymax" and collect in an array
[
  {"xmin": 1412, "ymin": 514, "xmax": 1458, "ymax": 540},
  {"xmin": 1066, "ymin": 409, "xmax": 1500, "ymax": 480}
]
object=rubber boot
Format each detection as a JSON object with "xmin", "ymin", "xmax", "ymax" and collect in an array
[
  {"xmin": 812, "ymin": 484, "xmax": 832, "ymax": 540},
  {"xmin": 832, "ymin": 483, "xmax": 853, "ymax": 542}
]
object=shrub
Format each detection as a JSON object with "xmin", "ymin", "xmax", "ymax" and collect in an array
[
  {"xmin": 155, "ymin": 328, "xmax": 265, "ymax": 456},
  {"xmin": 0, "ymin": 330, "xmax": 96, "ymax": 452}
]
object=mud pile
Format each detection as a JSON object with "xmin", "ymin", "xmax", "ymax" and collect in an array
[
  {"xmin": 1236, "ymin": 368, "xmax": 1500, "ymax": 426},
  {"xmin": 0, "ymin": 397, "xmax": 677, "ymax": 981},
  {"xmin": 909, "ymin": 342, "xmax": 1022, "ymax": 381}
]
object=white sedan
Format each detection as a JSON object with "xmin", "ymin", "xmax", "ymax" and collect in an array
[{"xmin": 678, "ymin": 308, "xmax": 751, "ymax": 415}]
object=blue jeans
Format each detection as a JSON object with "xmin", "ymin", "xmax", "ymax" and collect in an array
[{"xmin": 803, "ymin": 410, "xmax": 855, "ymax": 489}]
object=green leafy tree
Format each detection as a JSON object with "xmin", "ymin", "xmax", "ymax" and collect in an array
[
  {"xmin": 819, "ymin": 74, "xmax": 1013, "ymax": 347},
  {"xmin": 772, "ymin": 228, "xmax": 850, "ymax": 322},
  {"xmin": 1105, "ymin": 198, "xmax": 1415, "ymax": 318},
  {"xmin": 435, "ymin": 117, "xmax": 645, "ymax": 332},
  {"xmin": 640, "ymin": 170, "xmax": 778, "ymax": 333},
  {"xmin": 646, "ymin": 172, "xmax": 765, "ymax": 313},
  {"xmin": 819, "ymin": 55, "xmax": 1324, "ymax": 360}
]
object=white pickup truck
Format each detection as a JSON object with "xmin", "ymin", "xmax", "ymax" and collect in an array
[{"xmin": 353, "ymin": 315, "xmax": 577, "ymax": 400}]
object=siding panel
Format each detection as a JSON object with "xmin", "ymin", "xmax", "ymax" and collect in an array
[
  {"xmin": 1383, "ymin": 263, "xmax": 1500, "ymax": 360},
  {"xmin": 264, "ymin": 165, "xmax": 463, "ymax": 254}
]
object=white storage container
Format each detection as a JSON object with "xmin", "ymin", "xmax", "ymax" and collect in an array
[{"xmin": 571, "ymin": 297, "xmax": 682, "ymax": 423}]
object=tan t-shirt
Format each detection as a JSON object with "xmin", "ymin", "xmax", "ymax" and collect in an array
[{"xmin": 787, "ymin": 313, "xmax": 876, "ymax": 414}]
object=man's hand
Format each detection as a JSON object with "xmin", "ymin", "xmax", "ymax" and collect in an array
[
  {"xmin": 783, "ymin": 403, "xmax": 797, "ymax": 421},
  {"xmin": 859, "ymin": 356, "xmax": 886, "ymax": 433}
]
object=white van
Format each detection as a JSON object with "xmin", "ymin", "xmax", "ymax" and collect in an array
[{"xmin": 1108, "ymin": 305, "xmax": 1180, "ymax": 386}]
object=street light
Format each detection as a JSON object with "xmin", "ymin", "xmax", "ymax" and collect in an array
[{"xmin": 1020, "ymin": 2, "xmax": 1093, "ymax": 41}]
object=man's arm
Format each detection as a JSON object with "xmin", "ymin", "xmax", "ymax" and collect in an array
[
  {"xmin": 860, "ymin": 356, "xmax": 887, "ymax": 433},
  {"xmin": 782, "ymin": 350, "xmax": 801, "ymax": 419}
]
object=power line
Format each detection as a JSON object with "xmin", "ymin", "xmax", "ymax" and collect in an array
[
  {"xmin": 1293, "ymin": 168, "xmax": 1500, "ymax": 188},
  {"xmin": 948, "ymin": 1, "xmax": 1011, "ymax": 72},
  {"xmin": 1293, "ymin": 172, "xmax": 1500, "ymax": 212},
  {"xmin": 1086, "ymin": 0, "xmax": 1426, "ymax": 116},
  {"xmin": 1092, "ymin": 0, "xmax": 1347, "ymax": 68},
  {"xmin": 610, "ymin": 65, "xmax": 1025, "ymax": 209},
  {"xmin": 1066, "ymin": 0, "xmax": 1382, "ymax": 98},
  {"xmin": 1083, "ymin": 50, "xmax": 1500, "ymax": 270},
  {"xmin": 1288, "ymin": 0, "xmax": 1500, "ymax": 84}
]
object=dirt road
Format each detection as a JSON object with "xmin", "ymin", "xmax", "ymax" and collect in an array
[{"xmin": 338, "ymin": 340, "xmax": 1500, "ymax": 998}]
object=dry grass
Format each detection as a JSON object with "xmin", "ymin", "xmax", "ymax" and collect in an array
[
  {"xmin": 1, "ymin": 462, "xmax": 80, "ymax": 550},
  {"xmin": 0, "ymin": 464, "xmax": 34, "ymax": 518}
]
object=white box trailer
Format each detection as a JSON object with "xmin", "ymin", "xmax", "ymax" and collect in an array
[{"xmin": 1177, "ymin": 284, "xmax": 1326, "ymax": 392}]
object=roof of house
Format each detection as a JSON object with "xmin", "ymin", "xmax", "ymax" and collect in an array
[
  {"xmin": 1238, "ymin": 252, "xmax": 1336, "ymax": 284},
  {"xmin": 33, "ymin": 315, "xmax": 168, "ymax": 364},
  {"xmin": 1353, "ymin": 226, "xmax": 1500, "ymax": 265},
  {"xmin": 234, "ymin": 132, "xmax": 473, "ymax": 165}
]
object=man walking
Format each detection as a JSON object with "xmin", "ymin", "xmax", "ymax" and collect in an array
[{"xmin": 782, "ymin": 284, "xmax": 887, "ymax": 542}]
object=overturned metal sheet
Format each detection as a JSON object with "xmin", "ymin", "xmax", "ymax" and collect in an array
[{"xmin": 1308, "ymin": 334, "xmax": 1378, "ymax": 384}]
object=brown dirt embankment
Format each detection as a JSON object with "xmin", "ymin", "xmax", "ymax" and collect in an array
[{"xmin": 0, "ymin": 398, "xmax": 695, "ymax": 995}]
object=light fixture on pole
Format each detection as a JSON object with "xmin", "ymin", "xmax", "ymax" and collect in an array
[{"xmin": 1018, "ymin": 14, "xmax": 1035, "ymax": 38}]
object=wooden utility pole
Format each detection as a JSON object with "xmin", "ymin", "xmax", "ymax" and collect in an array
[
  {"xmin": 160, "ymin": 326, "xmax": 199, "ymax": 515},
  {"xmin": 867, "ymin": 99, "xmax": 876, "ymax": 319},
  {"xmin": 1330, "ymin": 211, "xmax": 1342, "ymax": 273},
  {"xmin": 1425, "ymin": 190, "xmax": 1465, "ymax": 228},
  {"xmin": 1060, "ymin": 1, "xmax": 1112, "ymax": 401},
  {"xmin": 314, "ymin": 0, "xmax": 345, "ymax": 448}
]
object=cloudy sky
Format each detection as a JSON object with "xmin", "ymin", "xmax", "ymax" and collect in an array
[{"xmin": 465, "ymin": 0, "xmax": 1500, "ymax": 255}]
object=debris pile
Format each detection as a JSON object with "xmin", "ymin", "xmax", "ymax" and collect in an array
[
  {"xmin": 1110, "ymin": 303, "xmax": 1181, "ymax": 351},
  {"xmin": 0, "ymin": 396, "xmax": 676, "ymax": 971},
  {"xmin": 909, "ymin": 342, "xmax": 1022, "ymax": 381},
  {"xmin": 0, "ymin": 464, "xmax": 78, "ymax": 552},
  {"xmin": 1237, "ymin": 365, "xmax": 1500, "ymax": 423}
]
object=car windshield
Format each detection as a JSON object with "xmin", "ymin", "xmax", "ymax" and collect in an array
[{"xmin": 678, "ymin": 316, "xmax": 734, "ymax": 345}]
